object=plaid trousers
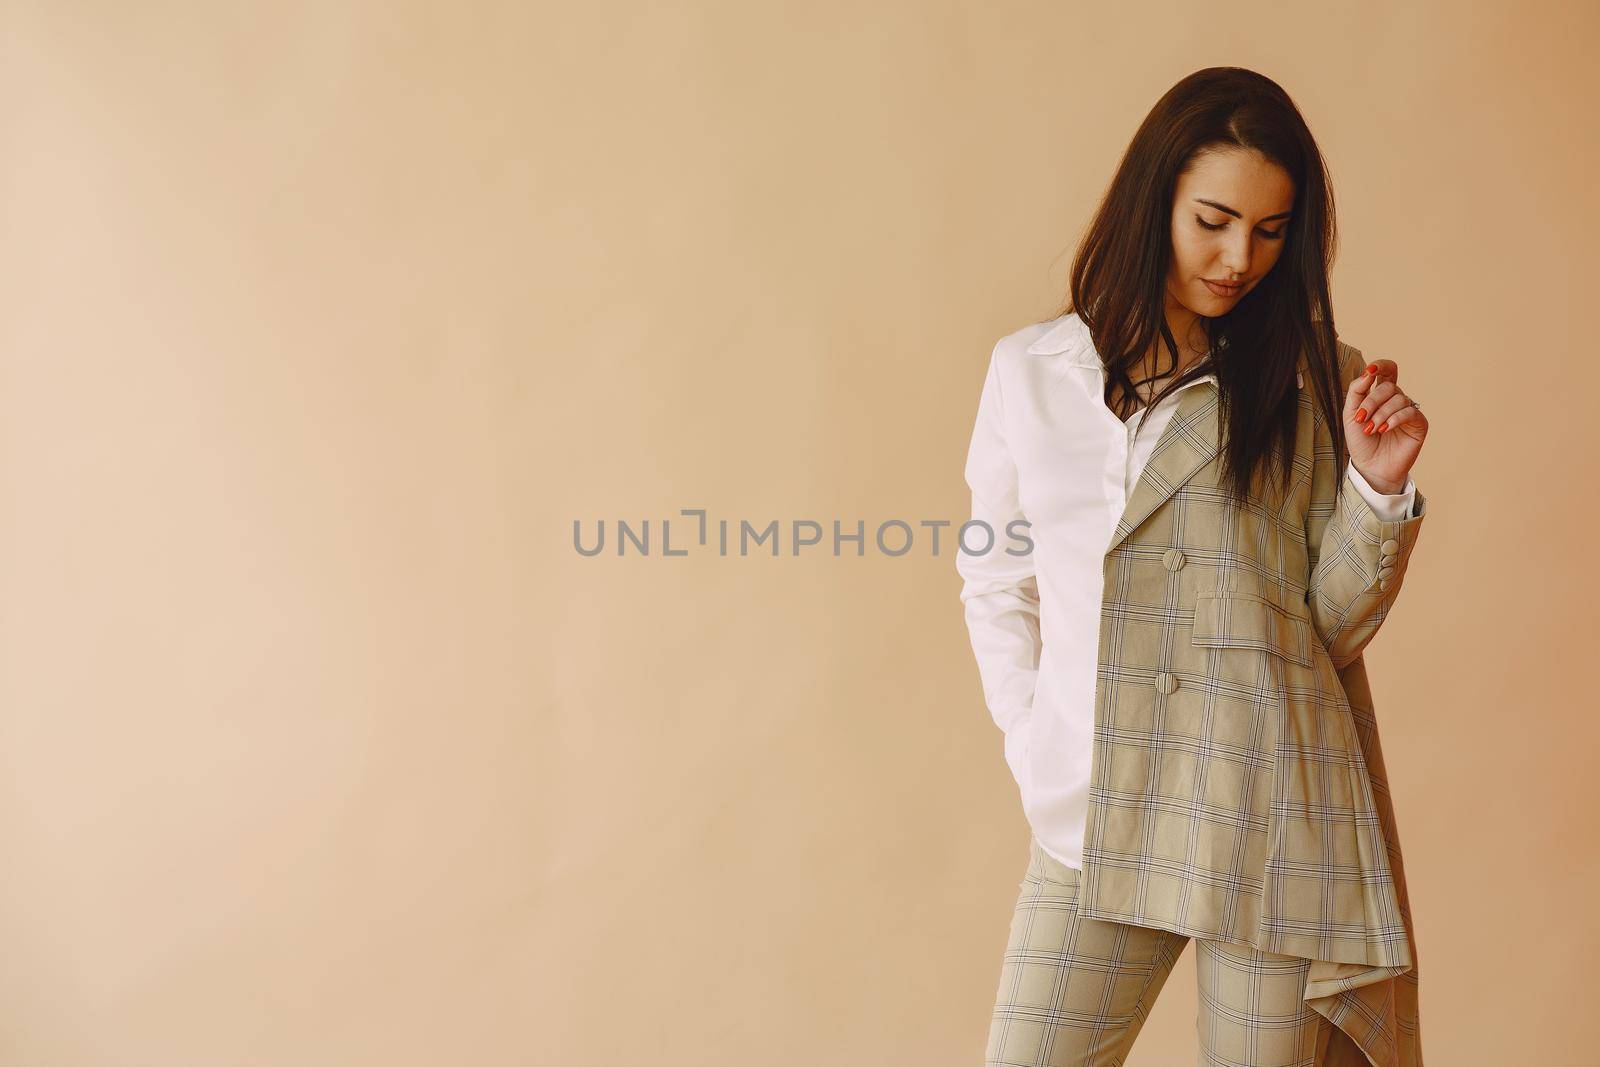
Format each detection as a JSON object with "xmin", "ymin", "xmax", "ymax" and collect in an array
[{"xmin": 987, "ymin": 836, "xmax": 1339, "ymax": 1067}]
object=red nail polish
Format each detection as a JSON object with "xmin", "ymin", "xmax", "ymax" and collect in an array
[
  {"xmin": 1377, "ymin": 421, "xmax": 1388, "ymax": 432},
  {"xmin": 1365, "ymin": 364, "xmax": 1377, "ymax": 374},
  {"xmin": 1354, "ymin": 408, "xmax": 1367, "ymax": 422}
]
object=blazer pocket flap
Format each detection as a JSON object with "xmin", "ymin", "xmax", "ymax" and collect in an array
[{"xmin": 1191, "ymin": 591, "xmax": 1313, "ymax": 668}]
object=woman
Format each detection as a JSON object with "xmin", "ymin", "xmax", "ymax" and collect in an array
[{"xmin": 956, "ymin": 68, "xmax": 1429, "ymax": 1067}]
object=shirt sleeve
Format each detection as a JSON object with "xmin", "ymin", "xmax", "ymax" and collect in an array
[
  {"xmin": 1344, "ymin": 462, "xmax": 1417, "ymax": 521},
  {"xmin": 955, "ymin": 341, "xmax": 1042, "ymax": 791}
]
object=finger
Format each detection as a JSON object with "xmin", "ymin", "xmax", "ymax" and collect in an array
[
  {"xmin": 1348, "ymin": 358, "xmax": 1401, "ymax": 409},
  {"xmin": 1359, "ymin": 388, "xmax": 1409, "ymax": 433},
  {"xmin": 1350, "ymin": 377, "xmax": 1397, "ymax": 424},
  {"xmin": 1369, "ymin": 396, "xmax": 1420, "ymax": 435},
  {"xmin": 1364, "ymin": 358, "xmax": 1400, "ymax": 385},
  {"xmin": 1346, "ymin": 366, "xmax": 1378, "ymax": 416},
  {"xmin": 1366, "ymin": 398, "xmax": 1424, "ymax": 435}
]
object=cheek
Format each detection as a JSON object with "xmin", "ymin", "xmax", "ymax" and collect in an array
[{"xmin": 1171, "ymin": 233, "xmax": 1209, "ymax": 276}]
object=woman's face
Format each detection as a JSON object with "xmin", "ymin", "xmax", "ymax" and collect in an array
[{"xmin": 1167, "ymin": 146, "xmax": 1295, "ymax": 316}]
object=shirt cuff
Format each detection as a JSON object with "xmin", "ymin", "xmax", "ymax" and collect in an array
[{"xmin": 1345, "ymin": 463, "xmax": 1416, "ymax": 521}]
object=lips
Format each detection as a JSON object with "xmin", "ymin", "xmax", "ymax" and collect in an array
[{"xmin": 1202, "ymin": 279, "xmax": 1244, "ymax": 297}]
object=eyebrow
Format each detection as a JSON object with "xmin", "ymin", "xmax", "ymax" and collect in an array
[{"xmin": 1193, "ymin": 198, "xmax": 1293, "ymax": 222}]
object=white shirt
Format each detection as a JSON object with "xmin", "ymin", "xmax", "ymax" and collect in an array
[{"xmin": 956, "ymin": 313, "xmax": 1415, "ymax": 870}]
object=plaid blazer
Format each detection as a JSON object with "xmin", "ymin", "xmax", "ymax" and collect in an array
[{"xmin": 1014, "ymin": 330, "xmax": 1426, "ymax": 1067}]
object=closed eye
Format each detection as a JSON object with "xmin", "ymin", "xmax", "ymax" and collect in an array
[{"xmin": 1196, "ymin": 215, "xmax": 1285, "ymax": 240}]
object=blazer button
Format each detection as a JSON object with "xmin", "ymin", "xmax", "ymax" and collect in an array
[
  {"xmin": 1155, "ymin": 672, "xmax": 1178, "ymax": 694},
  {"xmin": 1378, "ymin": 578, "xmax": 1389, "ymax": 591},
  {"xmin": 1163, "ymin": 548, "xmax": 1186, "ymax": 571},
  {"xmin": 1380, "ymin": 538, "xmax": 1400, "ymax": 554}
]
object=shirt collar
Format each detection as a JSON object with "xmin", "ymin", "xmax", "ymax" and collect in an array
[
  {"xmin": 1025, "ymin": 312, "xmax": 1221, "ymax": 380},
  {"xmin": 1024, "ymin": 313, "xmax": 1100, "ymax": 366}
]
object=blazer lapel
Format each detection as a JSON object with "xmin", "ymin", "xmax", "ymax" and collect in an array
[{"xmin": 1106, "ymin": 380, "xmax": 1221, "ymax": 555}]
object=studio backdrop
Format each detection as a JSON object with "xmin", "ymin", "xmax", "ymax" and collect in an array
[{"xmin": 1, "ymin": 3, "xmax": 1595, "ymax": 1065}]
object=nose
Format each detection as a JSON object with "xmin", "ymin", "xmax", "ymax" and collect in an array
[{"xmin": 1221, "ymin": 230, "xmax": 1253, "ymax": 277}]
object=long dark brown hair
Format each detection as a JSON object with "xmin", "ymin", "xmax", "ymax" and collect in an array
[{"xmin": 1057, "ymin": 66, "xmax": 1351, "ymax": 507}]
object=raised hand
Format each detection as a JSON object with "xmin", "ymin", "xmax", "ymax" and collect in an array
[{"xmin": 1344, "ymin": 359, "xmax": 1426, "ymax": 494}]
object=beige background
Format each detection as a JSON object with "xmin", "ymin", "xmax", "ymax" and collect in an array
[{"xmin": 2, "ymin": 2, "xmax": 1595, "ymax": 1064}]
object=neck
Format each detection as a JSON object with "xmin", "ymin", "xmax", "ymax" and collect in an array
[{"xmin": 1139, "ymin": 303, "xmax": 1212, "ymax": 382}]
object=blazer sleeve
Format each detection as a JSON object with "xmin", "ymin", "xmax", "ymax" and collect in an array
[
  {"xmin": 956, "ymin": 341, "xmax": 1041, "ymax": 790},
  {"xmin": 1304, "ymin": 340, "xmax": 1428, "ymax": 669},
  {"xmin": 1346, "ymin": 463, "xmax": 1417, "ymax": 521}
]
